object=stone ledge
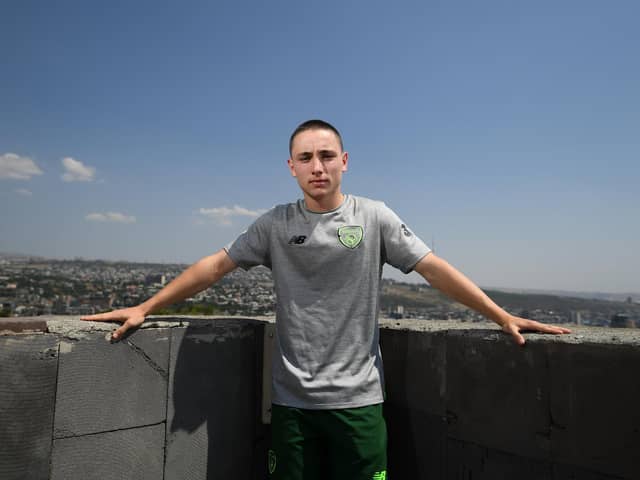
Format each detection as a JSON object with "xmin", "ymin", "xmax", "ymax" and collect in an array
[
  {"xmin": 379, "ymin": 318, "xmax": 640, "ymax": 345},
  {"xmin": 1, "ymin": 315, "xmax": 272, "ymax": 339},
  {"xmin": 2, "ymin": 316, "xmax": 638, "ymax": 346}
]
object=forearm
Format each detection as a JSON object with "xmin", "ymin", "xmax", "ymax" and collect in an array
[
  {"xmin": 139, "ymin": 250, "xmax": 235, "ymax": 315},
  {"xmin": 415, "ymin": 253, "xmax": 510, "ymax": 327}
]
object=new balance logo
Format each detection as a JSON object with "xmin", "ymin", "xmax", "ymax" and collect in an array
[{"xmin": 288, "ymin": 235, "xmax": 307, "ymax": 245}]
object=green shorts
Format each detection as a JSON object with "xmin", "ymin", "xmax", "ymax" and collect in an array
[{"xmin": 269, "ymin": 403, "xmax": 387, "ymax": 480}]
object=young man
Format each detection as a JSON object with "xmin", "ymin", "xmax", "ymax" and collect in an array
[{"xmin": 83, "ymin": 120, "xmax": 570, "ymax": 480}]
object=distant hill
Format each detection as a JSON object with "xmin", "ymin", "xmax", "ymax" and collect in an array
[
  {"xmin": 480, "ymin": 288, "xmax": 640, "ymax": 315},
  {"xmin": 483, "ymin": 286, "xmax": 639, "ymax": 303},
  {"xmin": 380, "ymin": 279, "xmax": 640, "ymax": 317}
]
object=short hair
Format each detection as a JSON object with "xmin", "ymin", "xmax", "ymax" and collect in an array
[{"xmin": 289, "ymin": 119, "xmax": 344, "ymax": 156}]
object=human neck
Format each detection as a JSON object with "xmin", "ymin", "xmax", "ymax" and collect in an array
[{"xmin": 303, "ymin": 192, "xmax": 345, "ymax": 213}]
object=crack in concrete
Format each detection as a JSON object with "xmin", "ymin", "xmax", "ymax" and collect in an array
[
  {"xmin": 54, "ymin": 428, "xmax": 78, "ymax": 439},
  {"xmin": 54, "ymin": 421, "xmax": 166, "ymax": 440},
  {"xmin": 124, "ymin": 338, "xmax": 168, "ymax": 379}
]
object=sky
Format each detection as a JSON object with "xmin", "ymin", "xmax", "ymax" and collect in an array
[{"xmin": 1, "ymin": 0, "xmax": 639, "ymax": 293}]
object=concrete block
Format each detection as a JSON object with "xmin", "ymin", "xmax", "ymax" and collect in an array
[
  {"xmin": 385, "ymin": 405, "xmax": 446, "ymax": 480},
  {"xmin": 445, "ymin": 331, "xmax": 550, "ymax": 459},
  {"xmin": 447, "ymin": 439, "xmax": 552, "ymax": 479},
  {"xmin": 127, "ymin": 327, "xmax": 172, "ymax": 369},
  {"xmin": 0, "ymin": 335, "xmax": 58, "ymax": 480},
  {"xmin": 54, "ymin": 328, "xmax": 170, "ymax": 438},
  {"xmin": 165, "ymin": 323, "xmax": 261, "ymax": 480},
  {"xmin": 548, "ymin": 343, "xmax": 640, "ymax": 479},
  {"xmin": 51, "ymin": 423, "xmax": 165, "ymax": 480},
  {"xmin": 380, "ymin": 329, "xmax": 447, "ymax": 415}
]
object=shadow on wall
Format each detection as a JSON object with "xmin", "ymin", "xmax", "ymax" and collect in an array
[
  {"xmin": 382, "ymin": 327, "xmax": 450, "ymax": 479},
  {"xmin": 166, "ymin": 321, "xmax": 270, "ymax": 480}
]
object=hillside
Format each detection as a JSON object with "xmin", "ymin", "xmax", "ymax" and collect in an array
[{"xmin": 380, "ymin": 279, "xmax": 640, "ymax": 318}]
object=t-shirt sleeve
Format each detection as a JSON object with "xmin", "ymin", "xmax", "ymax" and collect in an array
[
  {"xmin": 224, "ymin": 210, "xmax": 273, "ymax": 270},
  {"xmin": 379, "ymin": 203, "xmax": 431, "ymax": 273}
]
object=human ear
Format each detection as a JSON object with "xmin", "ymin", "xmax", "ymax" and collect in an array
[{"xmin": 287, "ymin": 158, "xmax": 297, "ymax": 177}]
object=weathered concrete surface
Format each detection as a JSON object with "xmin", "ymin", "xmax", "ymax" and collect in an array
[
  {"xmin": 447, "ymin": 438, "xmax": 623, "ymax": 480},
  {"xmin": 446, "ymin": 439, "xmax": 553, "ymax": 479},
  {"xmin": 1, "ymin": 316, "xmax": 639, "ymax": 479},
  {"xmin": 165, "ymin": 320, "xmax": 266, "ymax": 480},
  {"xmin": 381, "ymin": 329, "xmax": 447, "ymax": 415},
  {"xmin": 50, "ymin": 423, "xmax": 165, "ymax": 480},
  {"xmin": 385, "ymin": 406, "xmax": 447, "ymax": 479},
  {"xmin": 446, "ymin": 438, "xmax": 623, "ymax": 480},
  {"xmin": 552, "ymin": 463, "xmax": 625, "ymax": 479},
  {"xmin": 445, "ymin": 330, "xmax": 550, "ymax": 459},
  {"xmin": 380, "ymin": 319, "xmax": 640, "ymax": 346},
  {"xmin": 54, "ymin": 328, "xmax": 170, "ymax": 438},
  {"xmin": 45, "ymin": 316, "xmax": 182, "ymax": 337},
  {"xmin": 380, "ymin": 321, "xmax": 640, "ymax": 480},
  {"xmin": 0, "ymin": 335, "xmax": 58, "ymax": 480},
  {"xmin": 548, "ymin": 342, "xmax": 640, "ymax": 479},
  {"xmin": 381, "ymin": 329, "xmax": 448, "ymax": 478}
]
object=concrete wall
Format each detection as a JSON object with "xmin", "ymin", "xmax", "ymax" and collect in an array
[
  {"xmin": 1, "ymin": 317, "xmax": 639, "ymax": 479},
  {"xmin": 380, "ymin": 320, "xmax": 640, "ymax": 480},
  {"xmin": 0, "ymin": 317, "xmax": 269, "ymax": 480}
]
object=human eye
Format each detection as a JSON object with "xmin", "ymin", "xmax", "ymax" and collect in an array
[{"xmin": 320, "ymin": 151, "xmax": 336, "ymax": 160}]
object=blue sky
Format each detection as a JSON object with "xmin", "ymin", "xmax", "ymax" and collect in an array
[{"xmin": 1, "ymin": 0, "xmax": 638, "ymax": 293}]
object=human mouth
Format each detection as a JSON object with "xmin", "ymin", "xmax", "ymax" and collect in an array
[{"xmin": 310, "ymin": 179, "xmax": 328, "ymax": 186}]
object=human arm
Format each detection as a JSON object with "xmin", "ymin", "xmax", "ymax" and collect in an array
[
  {"xmin": 413, "ymin": 252, "xmax": 571, "ymax": 345},
  {"xmin": 81, "ymin": 249, "xmax": 237, "ymax": 340}
]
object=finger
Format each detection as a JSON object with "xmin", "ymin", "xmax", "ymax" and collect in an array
[
  {"xmin": 81, "ymin": 311, "xmax": 121, "ymax": 322},
  {"xmin": 528, "ymin": 323, "xmax": 572, "ymax": 335},
  {"xmin": 512, "ymin": 329, "xmax": 526, "ymax": 346},
  {"xmin": 541, "ymin": 325, "xmax": 572, "ymax": 334},
  {"xmin": 505, "ymin": 324, "xmax": 526, "ymax": 346},
  {"xmin": 111, "ymin": 323, "xmax": 131, "ymax": 341}
]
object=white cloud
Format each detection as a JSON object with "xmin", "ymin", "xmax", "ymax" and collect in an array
[
  {"xmin": 15, "ymin": 188, "xmax": 33, "ymax": 196},
  {"xmin": 0, "ymin": 153, "xmax": 43, "ymax": 180},
  {"xmin": 198, "ymin": 205, "xmax": 267, "ymax": 226},
  {"xmin": 61, "ymin": 157, "xmax": 96, "ymax": 182},
  {"xmin": 85, "ymin": 212, "xmax": 136, "ymax": 224}
]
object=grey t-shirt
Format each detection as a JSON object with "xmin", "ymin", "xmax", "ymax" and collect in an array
[{"xmin": 226, "ymin": 195, "xmax": 430, "ymax": 409}]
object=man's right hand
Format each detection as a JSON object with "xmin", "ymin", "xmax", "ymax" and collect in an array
[
  {"xmin": 81, "ymin": 306, "xmax": 147, "ymax": 341},
  {"xmin": 80, "ymin": 250, "xmax": 237, "ymax": 341}
]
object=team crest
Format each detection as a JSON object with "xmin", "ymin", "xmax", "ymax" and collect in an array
[{"xmin": 337, "ymin": 225, "xmax": 364, "ymax": 249}]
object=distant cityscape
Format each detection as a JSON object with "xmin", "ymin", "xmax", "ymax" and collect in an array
[{"xmin": 1, "ymin": 254, "xmax": 638, "ymax": 328}]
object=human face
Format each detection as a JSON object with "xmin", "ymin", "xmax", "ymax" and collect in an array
[{"xmin": 288, "ymin": 128, "xmax": 348, "ymax": 212}]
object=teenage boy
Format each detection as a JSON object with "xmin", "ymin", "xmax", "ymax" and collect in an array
[{"xmin": 83, "ymin": 119, "xmax": 570, "ymax": 480}]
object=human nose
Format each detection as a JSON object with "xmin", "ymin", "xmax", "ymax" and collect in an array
[{"xmin": 310, "ymin": 155, "xmax": 323, "ymax": 174}]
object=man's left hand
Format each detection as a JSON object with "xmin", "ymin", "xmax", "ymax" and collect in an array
[{"xmin": 501, "ymin": 315, "xmax": 572, "ymax": 345}]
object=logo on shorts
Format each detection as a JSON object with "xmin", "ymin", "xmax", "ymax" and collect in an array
[
  {"xmin": 337, "ymin": 225, "xmax": 364, "ymax": 249},
  {"xmin": 372, "ymin": 471, "xmax": 387, "ymax": 480},
  {"xmin": 268, "ymin": 449, "xmax": 277, "ymax": 474}
]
